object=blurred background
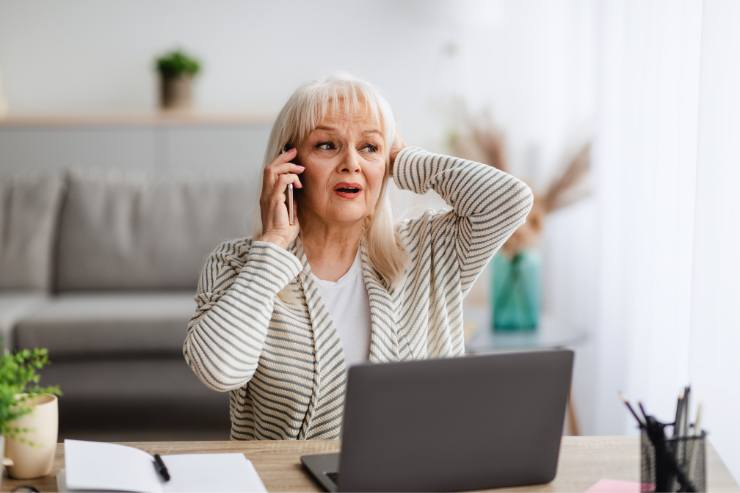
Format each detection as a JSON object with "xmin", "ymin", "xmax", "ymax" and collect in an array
[{"xmin": 0, "ymin": 0, "xmax": 737, "ymax": 481}]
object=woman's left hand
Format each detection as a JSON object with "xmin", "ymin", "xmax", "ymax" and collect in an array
[{"xmin": 389, "ymin": 132, "xmax": 407, "ymax": 176}]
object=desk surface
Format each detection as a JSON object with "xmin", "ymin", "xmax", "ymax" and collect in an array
[{"xmin": 2, "ymin": 437, "xmax": 737, "ymax": 492}]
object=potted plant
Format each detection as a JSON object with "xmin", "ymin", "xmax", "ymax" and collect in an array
[
  {"xmin": 0, "ymin": 348, "xmax": 61, "ymax": 479},
  {"xmin": 155, "ymin": 48, "xmax": 202, "ymax": 110}
]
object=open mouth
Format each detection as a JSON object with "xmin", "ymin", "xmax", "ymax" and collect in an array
[{"xmin": 334, "ymin": 183, "xmax": 363, "ymax": 198}]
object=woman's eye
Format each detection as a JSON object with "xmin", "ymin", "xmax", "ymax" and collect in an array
[
  {"xmin": 363, "ymin": 144, "xmax": 379, "ymax": 153},
  {"xmin": 316, "ymin": 142, "xmax": 335, "ymax": 150}
]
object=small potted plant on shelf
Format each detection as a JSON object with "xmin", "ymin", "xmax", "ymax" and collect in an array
[
  {"xmin": 155, "ymin": 48, "xmax": 202, "ymax": 111},
  {"xmin": 0, "ymin": 347, "xmax": 62, "ymax": 479}
]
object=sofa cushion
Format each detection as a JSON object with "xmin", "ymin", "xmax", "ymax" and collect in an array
[
  {"xmin": 0, "ymin": 173, "xmax": 64, "ymax": 291},
  {"xmin": 0, "ymin": 292, "xmax": 49, "ymax": 351},
  {"xmin": 13, "ymin": 293, "xmax": 195, "ymax": 358},
  {"xmin": 55, "ymin": 170, "xmax": 254, "ymax": 291}
]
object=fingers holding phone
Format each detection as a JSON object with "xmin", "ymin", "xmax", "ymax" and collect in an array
[{"xmin": 258, "ymin": 146, "xmax": 303, "ymax": 249}]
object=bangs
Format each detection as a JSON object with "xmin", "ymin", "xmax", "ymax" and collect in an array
[
  {"xmin": 290, "ymin": 78, "xmax": 388, "ymax": 146},
  {"xmin": 265, "ymin": 74, "xmax": 396, "ymax": 164}
]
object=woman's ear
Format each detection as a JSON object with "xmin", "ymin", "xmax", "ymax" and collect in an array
[{"xmin": 388, "ymin": 131, "xmax": 406, "ymax": 175}]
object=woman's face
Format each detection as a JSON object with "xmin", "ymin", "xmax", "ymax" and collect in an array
[{"xmin": 296, "ymin": 109, "xmax": 387, "ymax": 227}]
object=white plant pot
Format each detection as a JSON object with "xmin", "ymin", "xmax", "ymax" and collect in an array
[
  {"xmin": 0, "ymin": 435, "xmax": 4, "ymax": 486},
  {"xmin": 4, "ymin": 394, "xmax": 58, "ymax": 479}
]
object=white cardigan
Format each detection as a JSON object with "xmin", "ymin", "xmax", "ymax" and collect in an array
[{"xmin": 183, "ymin": 147, "xmax": 534, "ymax": 440}]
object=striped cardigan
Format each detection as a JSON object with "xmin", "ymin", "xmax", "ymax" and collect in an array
[{"xmin": 183, "ymin": 147, "xmax": 534, "ymax": 440}]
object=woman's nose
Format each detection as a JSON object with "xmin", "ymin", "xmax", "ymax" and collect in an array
[{"xmin": 339, "ymin": 148, "xmax": 362, "ymax": 173}]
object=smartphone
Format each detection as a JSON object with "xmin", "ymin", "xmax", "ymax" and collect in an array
[{"xmin": 283, "ymin": 143, "xmax": 296, "ymax": 225}]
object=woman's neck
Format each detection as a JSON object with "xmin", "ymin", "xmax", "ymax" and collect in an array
[{"xmin": 299, "ymin": 214, "xmax": 363, "ymax": 282}]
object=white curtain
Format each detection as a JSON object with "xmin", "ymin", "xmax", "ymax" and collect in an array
[
  {"xmin": 689, "ymin": 0, "xmax": 740, "ymax": 479},
  {"xmin": 593, "ymin": 0, "xmax": 740, "ymax": 479}
]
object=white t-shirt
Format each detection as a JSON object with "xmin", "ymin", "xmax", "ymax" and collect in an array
[{"xmin": 312, "ymin": 252, "xmax": 371, "ymax": 368}]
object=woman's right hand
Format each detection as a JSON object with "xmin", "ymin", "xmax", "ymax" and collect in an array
[{"xmin": 257, "ymin": 147, "xmax": 304, "ymax": 249}]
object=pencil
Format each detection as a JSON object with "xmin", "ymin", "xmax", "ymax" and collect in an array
[{"xmin": 619, "ymin": 392, "xmax": 644, "ymax": 428}]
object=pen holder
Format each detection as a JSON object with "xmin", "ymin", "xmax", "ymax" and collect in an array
[{"xmin": 640, "ymin": 429, "xmax": 706, "ymax": 492}]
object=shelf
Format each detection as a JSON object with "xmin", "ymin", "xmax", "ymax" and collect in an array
[{"xmin": 0, "ymin": 111, "xmax": 274, "ymax": 128}]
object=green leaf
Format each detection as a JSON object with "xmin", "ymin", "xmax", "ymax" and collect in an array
[
  {"xmin": 155, "ymin": 48, "xmax": 202, "ymax": 77},
  {"xmin": 0, "ymin": 347, "xmax": 61, "ymax": 439}
]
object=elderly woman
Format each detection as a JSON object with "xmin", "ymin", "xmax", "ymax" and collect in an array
[{"xmin": 183, "ymin": 74, "xmax": 533, "ymax": 440}]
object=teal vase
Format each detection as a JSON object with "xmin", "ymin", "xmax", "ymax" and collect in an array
[{"xmin": 491, "ymin": 249, "xmax": 541, "ymax": 331}]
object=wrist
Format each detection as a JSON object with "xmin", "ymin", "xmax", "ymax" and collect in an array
[{"xmin": 256, "ymin": 233, "xmax": 290, "ymax": 250}]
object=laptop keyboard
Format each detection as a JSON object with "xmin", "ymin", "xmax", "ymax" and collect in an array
[{"xmin": 326, "ymin": 471, "xmax": 340, "ymax": 486}]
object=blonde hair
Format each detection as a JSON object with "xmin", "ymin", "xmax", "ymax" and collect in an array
[{"xmin": 257, "ymin": 73, "xmax": 407, "ymax": 288}]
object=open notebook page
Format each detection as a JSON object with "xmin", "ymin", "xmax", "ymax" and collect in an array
[
  {"xmin": 65, "ymin": 439, "xmax": 162, "ymax": 493},
  {"xmin": 63, "ymin": 440, "xmax": 267, "ymax": 493},
  {"xmin": 161, "ymin": 453, "xmax": 266, "ymax": 492}
]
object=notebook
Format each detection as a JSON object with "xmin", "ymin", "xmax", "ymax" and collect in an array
[{"xmin": 58, "ymin": 439, "xmax": 267, "ymax": 493}]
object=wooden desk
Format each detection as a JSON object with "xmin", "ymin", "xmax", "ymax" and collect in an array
[{"xmin": 2, "ymin": 437, "xmax": 737, "ymax": 492}]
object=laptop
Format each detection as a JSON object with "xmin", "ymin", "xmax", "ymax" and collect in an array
[{"xmin": 301, "ymin": 349, "xmax": 574, "ymax": 492}]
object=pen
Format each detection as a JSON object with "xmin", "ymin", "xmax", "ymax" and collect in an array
[
  {"xmin": 681, "ymin": 386, "xmax": 691, "ymax": 465},
  {"xmin": 673, "ymin": 390, "xmax": 684, "ymax": 439},
  {"xmin": 683, "ymin": 386, "xmax": 691, "ymax": 436},
  {"xmin": 692, "ymin": 402, "xmax": 703, "ymax": 437},
  {"xmin": 687, "ymin": 401, "xmax": 704, "ymax": 481},
  {"xmin": 153, "ymin": 453, "xmax": 170, "ymax": 482},
  {"xmin": 637, "ymin": 401, "xmax": 648, "ymax": 422},
  {"xmin": 618, "ymin": 392, "xmax": 644, "ymax": 428}
]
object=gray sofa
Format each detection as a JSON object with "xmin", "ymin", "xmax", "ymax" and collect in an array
[{"xmin": 0, "ymin": 169, "xmax": 255, "ymax": 441}]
